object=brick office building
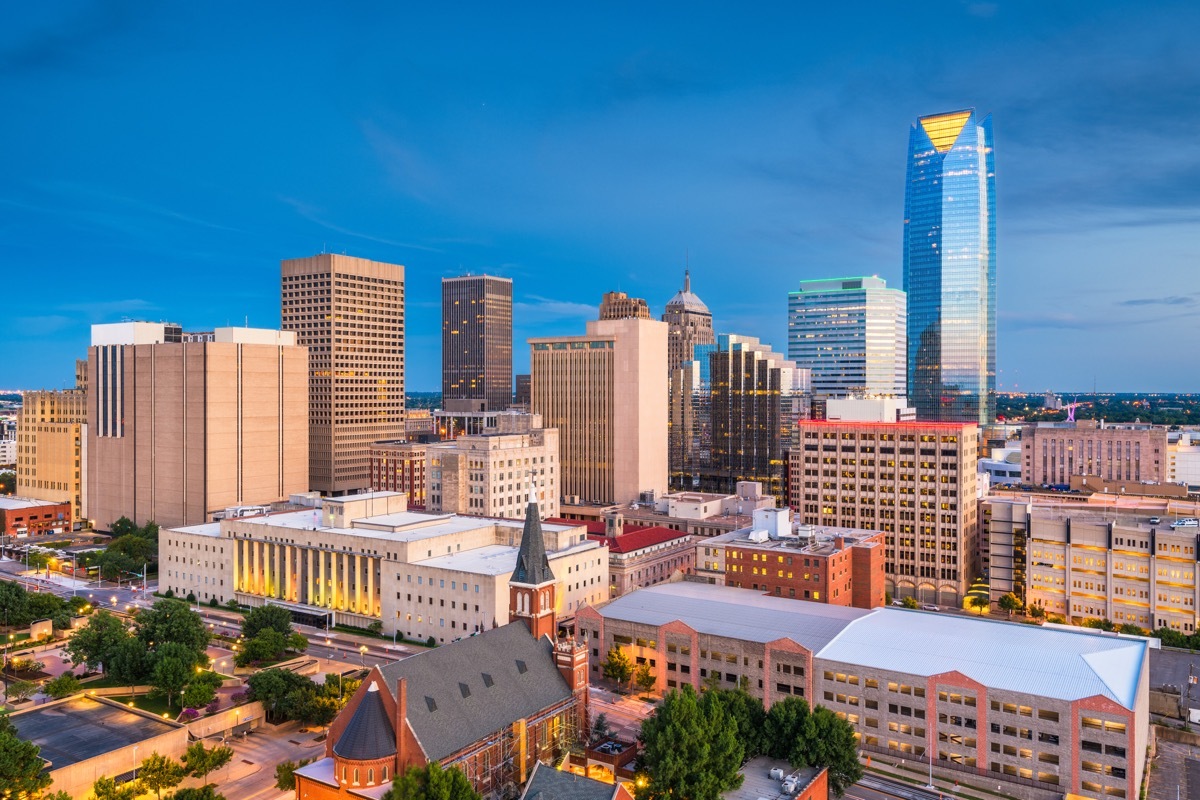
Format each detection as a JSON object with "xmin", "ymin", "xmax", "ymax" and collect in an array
[
  {"xmin": 580, "ymin": 582, "xmax": 1149, "ymax": 799},
  {"xmin": 0, "ymin": 496, "xmax": 72, "ymax": 538},
  {"xmin": 695, "ymin": 507, "xmax": 885, "ymax": 609}
]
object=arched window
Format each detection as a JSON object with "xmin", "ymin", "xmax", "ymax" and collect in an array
[
  {"xmin": 341, "ymin": 766, "xmax": 347, "ymax": 782},
  {"xmin": 353, "ymin": 768, "xmax": 360, "ymax": 785},
  {"xmin": 368, "ymin": 768, "xmax": 375, "ymax": 785},
  {"xmin": 383, "ymin": 766, "xmax": 389, "ymax": 780}
]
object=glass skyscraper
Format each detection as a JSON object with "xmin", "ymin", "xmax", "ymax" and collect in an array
[{"xmin": 903, "ymin": 109, "xmax": 996, "ymax": 425}]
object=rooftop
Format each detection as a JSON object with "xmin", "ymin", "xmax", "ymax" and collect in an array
[
  {"xmin": 595, "ymin": 583, "xmax": 869, "ymax": 652},
  {"xmin": 818, "ymin": 609, "xmax": 1147, "ymax": 710},
  {"xmin": 520, "ymin": 762, "xmax": 622, "ymax": 800},
  {"xmin": 586, "ymin": 526, "xmax": 692, "ymax": 554},
  {"xmin": 416, "ymin": 538, "xmax": 600, "ymax": 576},
  {"xmin": 710, "ymin": 525, "xmax": 882, "ymax": 556},
  {"xmin": 9, "ymin": 696, "xmax": 182, "ymax": 770},
  {"xmin": 727, "ymin": 756, "xmax": 822, "ymax": 800},
  {"xmin": 0, "ymin": 496, "xmax": 68, "ymax": 511}
]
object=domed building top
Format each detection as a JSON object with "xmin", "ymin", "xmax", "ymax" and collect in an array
[
  {"xmin": 332, "ymin": 682, "xmax": 397, "ymax": 762},
  {"xmin": 665, "ymin": 270, "xmax": 711, "ymax": 316}
]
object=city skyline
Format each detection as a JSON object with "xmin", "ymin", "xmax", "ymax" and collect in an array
[{"xmin": 3, "ymin": 3, "xmax": 1199, "ymax": 392}]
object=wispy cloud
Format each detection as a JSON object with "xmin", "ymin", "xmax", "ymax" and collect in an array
[
  {"xmin": 513, "ymin": 295, "xmax": 597, "ymax": 323},
  {"xmin": 1118, "ymin": 294, "xmax": 1196, "ymax": 307},
  {"xmin": 278, "ymin": 196, "xmax": 443, "ymax": 253},
  {"xmin": 359, "ymin": 120, "xmax": 445, "ymax": 204}
]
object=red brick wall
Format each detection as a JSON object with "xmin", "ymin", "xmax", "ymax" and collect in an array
[{"xmin": 850, "ymin": 544, "xmax": 885, "ymax": 609}]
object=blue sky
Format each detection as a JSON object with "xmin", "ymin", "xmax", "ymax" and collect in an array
[{"xmin": 2, "ymin": 2, "xmax": 1198, "ymax": 392}]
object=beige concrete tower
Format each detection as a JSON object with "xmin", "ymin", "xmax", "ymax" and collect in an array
[
  {"xmin": 662, "ymin": 269, "xmax": 715, "ymax": 372},
  {"xmin": 530, "ymin": 317, "xmax": 668, "ymax": 505},
  {"xmin": 282, "ymin": 254, "xmax": 406, "ymax": 494},
  {"xmin": 87, "ymin": 324, "xmax": 309, "ymax": 530},
  {"xmin": 17, "ymin": 388, "xmax": 88, "ymax": 524}
]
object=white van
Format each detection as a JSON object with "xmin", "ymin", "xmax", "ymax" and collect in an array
[{"xmin": 1171, "ymin": 518, "xmax": 1199, "ymax": 529}]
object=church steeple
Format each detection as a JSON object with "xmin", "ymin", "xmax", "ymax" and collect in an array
[{"xmin": 509, "ymin": 483, "xmax": 557, "ymax": 639}]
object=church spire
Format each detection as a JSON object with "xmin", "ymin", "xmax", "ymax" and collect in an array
[{"xmin": 511, "ymin": 481, "xmax": 553, "ymax": 586}]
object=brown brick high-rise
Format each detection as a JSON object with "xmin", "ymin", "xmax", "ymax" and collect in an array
[{"xmin": 282, "ymin": 254, "xmax": 406, "ymax": 495}]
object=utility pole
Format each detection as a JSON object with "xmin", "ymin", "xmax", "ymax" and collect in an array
[{"xmin": 1185, "ymin": 663, "xmax": 1196, "ymax": 729}]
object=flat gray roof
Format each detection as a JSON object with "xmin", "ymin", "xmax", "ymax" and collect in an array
[
  {"xmin": 10, "ymin": 696, "xmax": 180, "ymax": 770},
  {"xmin": 819, "ymin": 609, "xmax": 1148, "ymax": 709},
  {"xmin": 596, "ymin": 583, "xmax": 869, "ymax": 652}
]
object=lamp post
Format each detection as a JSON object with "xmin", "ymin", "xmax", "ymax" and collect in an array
[
  {"xmin": 359, "ymin": 644, "xmax": 367, "ymax": 668},
  {"xmin": 4, "ymin": 633, "xmax": 14, "ymax": 702}
]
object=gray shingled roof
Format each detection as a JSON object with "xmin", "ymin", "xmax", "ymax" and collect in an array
[
  {"xmin": 378, "ymin": 623, "xmax": 574, "ymax": 761},
  {"xmin": 520, "ymin": 762, "xmax": 616, "ymax": 800},
  {"xmin": 511, "ymin": 499, "xmax": 554, "ymax": 585},
  {"xmin": 333, "ymin": 684, "xmax": 397, "ymax": 761}
]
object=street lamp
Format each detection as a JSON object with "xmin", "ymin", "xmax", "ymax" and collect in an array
[{"xmin": 359, "ymin": 645, "xmax": 367, "ymax": 668}]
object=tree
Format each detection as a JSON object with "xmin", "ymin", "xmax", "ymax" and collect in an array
[
  {"xmin": 589, "ymin": 713, "xmax": 615, "ymax": 746},
  {"xmin": 601, "ymin": 647, "xmax": 633, "ymax": 691},
  {"xmin": 109, "ymin": 636, "xmax": 151, "ymax": 694},
  {"xmin": 43, "ymin": 672, "xmax": 82, "ymax": 699},
  {"xmin": 247, "ymin": 668, "xmax": 315, "ymax": 721},
  {"xmin": 287, "ymin": 632, "xmax": 309, "ymax": 653},
  {"xmin": 709, "ymin": 689, "xmax": 767, "ymax": 760},
  {"xmin": 91, "ymin": 776, "xmax": 143, "ymax": 800},
  {"xmin": 181, "ymin": 679, "xmax": 218, "ymax": 710},
  {"xmin": 997, "ymin": 592, "xmax": 1022, "ymax": 619},
  {"xmin": 367, "ymin": 620, "xmax": 384, "ymax": 636},
  {"xmin": 241, "ymin": 604, "xmax": 294, "ymax": 640},
  {"xmin": 0, "ymin": 716, "xmax": 52, "ymax": 799},
  {"xmin": 285, "ymin": 688, "xmax": 340, "ymax": 728},
  {"xmin": 151, "ymin": 653, "xmax": 190, "ymax": 709},
  {"xmin": 182, "ymin": 740, "xmax": 234, "ymax": 787},
  {"xmin": 795, "ymin": 706, "xmax": 863, "ymax": 797},
  {"xmin": 0, "ymin": 581, "xmax": 32, "ymax": 628},
  {"xmin": 96, "ymin": 549, "xmax": 138, "ymax": 583},
  {"xmin": 901, "ymin": 597, "xmax": 919, "ymax": 609},
  {"xmin": 636, "ymin": 685, "xmax": 743, "ymax": 800},
  {"xmin": 634, "ymin": 663, "xmax": 656, "ymax": 697},
  {"xmin": 106, "ymin": 534, "xmax": 156, "ymax": 565},
  {"xmin": 764, "ymin": 696, "xmax": 810, "ymax": 759},
  {"xmin": 967, "ymin": 595, "xmax": 989, "ymax": 615},
  {"xmin": 109, "ymin": 516, "xmax": 140, "ymax": 538},
  {"xmin": 383, "ymin": 761, "xmax": 480, "ymax": 800},
  {"xmin": 8, "ymin": 680, "xmax": 39, "ymax": 702},
  {"xmin": 1028, "ymin": 603, "xmax": 1045, "ymax": 619},
  {"xmin": 66, "ymin": 611, "xmax": 131, "ymax": 673},
  {"xmin": 172, "ymin": 788, "xmax": 227, "ymax": 800},
  {"xmin": 135, "ymin": 600, "xmax": 210, "ymax": 658},
  {"xmin": 274, "ymin": 759, "xmax": 313, "ymax": 792},
  {"xmin": 137, "ymin": 752, "xmax": 186, "ymax": 800}
]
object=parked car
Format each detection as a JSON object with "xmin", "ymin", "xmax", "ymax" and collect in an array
[
  {"xmin": 922, "ymin": 604, "xmax": 940, "ymax": 612},
  {"xmin": 1149, "ymin": 516, "xmax": 1161, "ymax": 525},
  {"xmin": 1171, "ymin": 518, "xmax": 1199, "ymax": 529}
]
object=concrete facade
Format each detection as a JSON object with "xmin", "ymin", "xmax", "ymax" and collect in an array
[
  {"xmin": 788, "ymin": 420, "xmax": 979, "ymax": 606},
  {"xmin": 87, "ymin": 324, "xmax": 309, "ymax": 530},
  {"xmin": 661, "ymin": 270, "xmax": 715, "ymax": 373},
  {"xmin": 16, "ymin": 389, "xmax": 87, "ymax": 524},
  {"xmin": 530, "ymin": 317, "xmax": 668, "ymax": 506},
  {"xmin": 282, "ymin": 254, "xmax": 406, "ymax": 495},
  {"xmin": 1021, "ymin": 420, "xmax": 1167, "ymax": 487},
  {"xmin": 598, "ymin": 291, "xmax": 651, "ymax": 321},
  {"xmin": 986, "ymin": 495, "xmax": 1200, "ymax": 632},
  {"xmin": 160, "ymin": 492, "xmax": 608, "ymax": 641},
  {"xmin": 426, "ymin": 412, "xmax": 560, "ymax": 520}
]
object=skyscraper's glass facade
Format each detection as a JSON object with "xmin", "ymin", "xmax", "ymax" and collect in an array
[{"xmin": 903, "ymin": 109, "xmax": 996, "ymax": 425}]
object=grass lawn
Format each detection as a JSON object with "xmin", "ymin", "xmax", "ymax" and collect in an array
[{"xmin": 108, "ymin": 693, "xmax": 177, "ymax": 718}]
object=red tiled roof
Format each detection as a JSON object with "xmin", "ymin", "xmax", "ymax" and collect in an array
[{"xmin": 585, "ymin": 526, "xmax": 691, "ymax": 554}]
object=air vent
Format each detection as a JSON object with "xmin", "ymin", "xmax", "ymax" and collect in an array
[
  {"xmin": 516, "ymin": 660, "xmax": 528, "ymax": 674},
  {"xmin": 459, "ymin": 683, "xmax": 471, "ymax": 699},
  {"xmin": 425, "ymin": 696, "xmax": 437, "ymax": 712},
  {"xmin": 482, "ymin": 673, "xmax": 494, "ymax": 688}
]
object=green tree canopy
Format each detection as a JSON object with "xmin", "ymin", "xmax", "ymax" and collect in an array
[
  {"xmin": 764, "ymin": 696, "xmax": 810, "ymax": 759},
  {"xmin": 383, "ymin": 761, "xmax": 480, "ymax": 800},
  {"xmin": 151, "ymin": 653, "xmax": 190, "ymax": 709},
  {"xmin": 172, "ymin": 788, "xmax": 227, "ymax": 800},
  {"xmin": 43, "ymin": 672, "xmax": 82, "ymax": 699},
  {"xmin": 107, "ymin": 534, "xmax": 157, "ymax": 565},
  {"xmin": 137, "ymin": 752, "xmax": 186, "ymax": 800},
  {"xmin": 65, "ymin": 610, "xmax": 131, "ymax": 673},
  {"xmin": 92, "ymin": 776, "xmax": 143, "ymax": 800},
  {"xmin": 247, "ymin": 668, "xmax": 316, "ymax": 721},
  {"xmin": 182, "ymin": 740, "xmax": 234, "ymax": 787},
  {"xmin": 109, "ymin": 517, "xmax": 140, "ymax": 537},
  {"xmin": 997, "ymin": 593, "xmax": 1022, "ymax": 618},
  {"xmin": 242, "ymin": 604, "xmax": 294, "ymax": 639},
  {"xmin": 135, "ymin": 600, "xmax": 210, "ymax": 657},
  {"xmin": 901, "ymin": 597, "xmax": 919, "ymax": 609},
  {"xmin": 109, "ymin": 636, "xmax": 152, "ymax": 693},
  {"xmin": 634, "ymin": 663, "xmax": 656, "ymax": 696},
  {"xmin": 635, "ymin": 685, "xmax": 744, "ymax": 800},
  {"xmin": 601, "ymin": 646, "xmax": 633, "ymax": 689},
  {"xmin": 0, "ymin": 716, "xmax": 52, "ymax": 799},
  {"xmin": 708, "ymin": 689, "xmax": 767, "ymax": 760},
  {"xmin": 274, "ymin": 759, "xmax": 313, "ymax": 792},
  {"xmin": 0, "ymin": 580, "xmax": 32, "ymax": 628},
  {"xmin": 796, "ymin": 706, "xmax": 863, "ymax": 797}
]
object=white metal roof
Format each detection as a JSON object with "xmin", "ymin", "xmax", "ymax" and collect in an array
[
  {"xmin": 596, "ymin": 583, "xmax": 869, "ymax": 653},
  {"xmin": 817, "ymin": 609, "xmax": 1147, "ymax": 709},
  {"xmin": 0, "ymin": 496, "xmax": 65, "ymax": 511}
]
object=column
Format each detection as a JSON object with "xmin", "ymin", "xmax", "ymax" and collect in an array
[
  {"xmin": 306, "ymin": 548, "xmax": 314, "ymax": 605},
  {"xmin": 366, "ymin": 557, "xmax": 375, "ymax": 616},
  {"xmin": 354, "ymin": 554, "xmax": 363, "ymax": 614},
  {"xmin": 341, "ymin": 553, "xmax": 351, "ymax": 610},
  {"xmin": 319, "ymin": 551, "xmax": 328, "ymax": 607},
  {"xmin": 250, "ymin": 540, "xmax": 259, "ymax": 595},
  {"xmin": 284, "ymin": 546, "xmax": 293, "ymax": 601},
  {"xmin": 232, "ymin": 539, "xmax": 241, "ymax": 591},
  {"xmin": 276, "ymin": 544, "xmax": 285, "ymax": 600},
  {"xmin": 329, "ymin": 551, "xmax": 337, "ymax": 609}
]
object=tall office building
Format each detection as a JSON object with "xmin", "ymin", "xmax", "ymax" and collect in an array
[
  {"xmin": 662, "ymin": 270, "xmax": 715, "ymax": 373},
  {"xmin": 787, "ymin": 277, "xmax": 906, "ymax": 398},
  {"xmin": 709, "ymin": 335, "xmax": 809, "ymax": 500},
  {"xmin": 903, "ymin": 109, "xmax": 996, "ymax": 425},
  {"xmin": 530, "ymin": 316, "xmax": 668, "ymax": 505},
  {"xmin": 787, "ymin": 420, "xmax": 979, "ymax": 605},
  {"xmin": 441, "ymin": 274, "xmax": 513, "ymax": 412},
  {"xmin": 87, "ymin": 323, "xmax": 308, "ymax": 530},
  {"xmin": 598, "ymin": 291, "xmax": 651, "ymax": 321},
  {"xmin": 16, "ymin": 388, "xmax": 87, "ymax": 524},
  {"xmin": 282, "ymin": 254, "xmax": 406, "ymax": 494}
]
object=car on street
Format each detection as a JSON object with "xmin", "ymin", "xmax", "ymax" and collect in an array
[
  {"xmin": 1149, "ymin": 516, "xmax": 1161, "ymax": 525},
  {"xmin": 921, "ymin": 604, "xmax": 939, "ymax": 612}
]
